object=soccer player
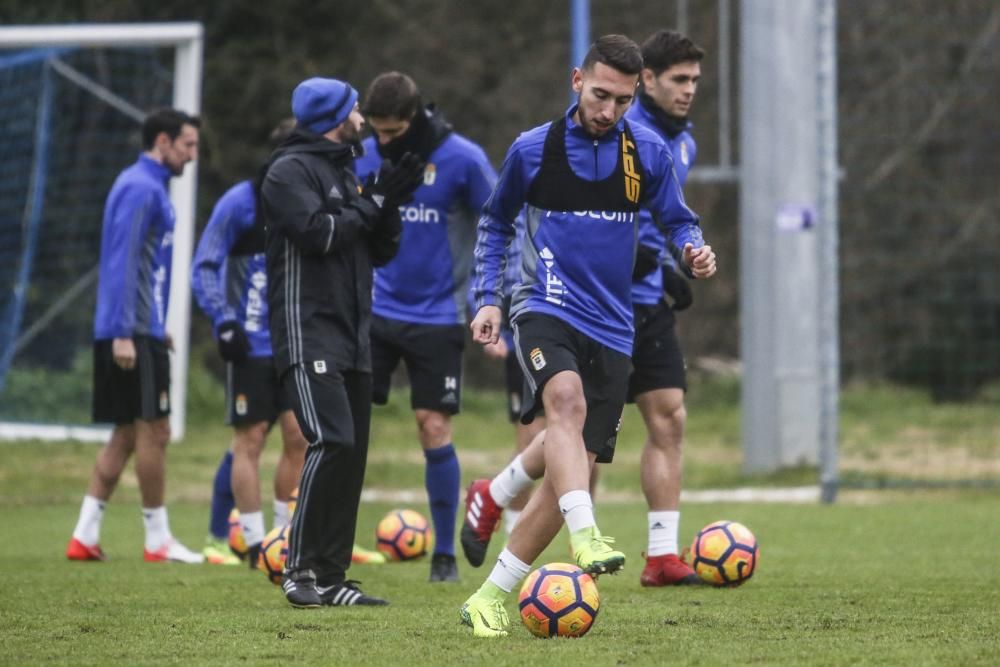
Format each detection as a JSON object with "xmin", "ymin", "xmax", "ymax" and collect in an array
[
  {"xmin": 460, "ymin": 31, "xmax": 710, "ymax": 587},
  {"xmin": 191, "ymin": 119, "xmax": 309, "ymax": 567},
  {"xmin": 460, "ymin": 35, "xmax": 716, "ymax": 637},
  {"xmin": 354, "ymin": 72, "xmax": 498, "ymax": 582},
  {"xmin": 626, "ymin": 29, "xmax": 706, "ymax": 586},
  {"xmin": 262, "ymin": 77, "xmax": 424, "ymax": 608},
  {"xmin": 67, "ymin": 108, "xmax": 203, "ymax": 564}
]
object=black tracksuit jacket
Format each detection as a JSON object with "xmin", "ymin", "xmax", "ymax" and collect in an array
[{"xmin": 260, "ymin": 130, "xmax": 401, "ymax": 375}]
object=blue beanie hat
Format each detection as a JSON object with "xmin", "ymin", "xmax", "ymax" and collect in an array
[{"xmin": 291, "ymin": 77, "xmax": 359, "ymax": 135}]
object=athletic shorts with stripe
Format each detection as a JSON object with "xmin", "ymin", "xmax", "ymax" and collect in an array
[
  {"xmin": 512, "ymin": 313, "xmax": 631, "ymax": 463},
  {"xmin": 627, "ymin": 301, "xmax": 687, "ymax": 402},
  {"xmin": 92, "ymin": 335, "xmax": 170, "ymax": 424}
]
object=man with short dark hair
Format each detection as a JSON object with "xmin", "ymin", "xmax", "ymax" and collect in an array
[
  {"xmin": 262, "ymin": 77, "xmax": 424, "ymax": 608},
  {"xmin": 67, "ymin": 107, "xmax": 203, "ymax": 564},
  {"xmin": 355, "ymin": 71, "xmax": 498, "ymax": 583},
  {"xmin": 460, "ymin": 34, "xmax": 716, "ymax": 637},
  {"xmin": 627, "ymin": 29, "xmax": 707, "ymax": 587}
]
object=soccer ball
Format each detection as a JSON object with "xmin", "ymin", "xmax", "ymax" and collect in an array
[
  {"xmin": 375, "ymin": 509, "xmax": 433, "ymax": 561},
  {"xmin": 287, "ymin": 486, "xmax": 299, "ymax": 516},
  {"xmin": 689, "ymin": 520, "xmax": 759, "ymax": 587},
  {"xmin": 228, "ymin": 509, "xmax": 247, "ymax": 560},
  {"xmin": 257, "ymin": 524, "xmax": 289, "ymax": 585},
  {"xmin": 518, "ymin": 562, "xmax": 600, "ymax": 638}
]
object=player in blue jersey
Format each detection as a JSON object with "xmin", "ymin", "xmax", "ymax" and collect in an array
[
  {"xmin": 626, "ymin": 29, "xmax": 706, "ymax": 587},
  {"xmin": 355, "ymin": 72, "xmax": 498, "ymax": 582},
  {"xmin": 191, "ymin": 119, "xmax": 310, "ymax": 566},
  {"xmin": 461, "ymin": 31, "xmax": 711, "ymax": 588},
  {"xmin": 67, "ymin": 108, "xmax": 203, "ymax": 564},
  {"xmin": 460, "ymin": 35, "xmax": 716, "ymax": 637}
]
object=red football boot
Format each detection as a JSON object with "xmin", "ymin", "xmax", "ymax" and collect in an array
[
  {"xmin": 640, "ymin": 553, "xmax": 703, "ymax": 586},
  {"xmin": 66, "ymin": 537, "xmax": 106, "ymax": 561},
  {"xmin": 460, "ymin": 479, "xmax": 503, "ymax": 567}
]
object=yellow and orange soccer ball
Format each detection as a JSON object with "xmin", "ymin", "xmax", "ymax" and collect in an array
[
  {"xmin": 518, "ymin": 562, "xmax": 600, "ymax": 638},
  {"xmin": 688, "ymin": 520, "xmax": 759, "ymax": 587},
  {"xmin": 375, "ymin": 509, "xmax": 433, "ymax": 561}
]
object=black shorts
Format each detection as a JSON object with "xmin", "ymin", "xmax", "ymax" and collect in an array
[
  {"xmin": 627, "ymin": 302, "xmax": 687, "ymax": 401},
  {"xmin": 280, "ymin": 361, "xmax": 372, "ymax": 448},
  {"xmin": 512, "ymin": 313, "xmax": 631, "ymax": 463},
  {"xmin": 225, "ymin": 356, "xmax": 289, "ymax": 426},
  {"xmin": 92, "ymin": 336, "xmax": 170, "ymax": 425},
  {"xmin": 504, "ymin": 348, "xmax": 525, "ymax": 423},
  {"xmin": 370, "ymin": 315, "xmax": 465, "ymax": 414}
]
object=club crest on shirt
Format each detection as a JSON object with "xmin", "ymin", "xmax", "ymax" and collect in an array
[
  {"xmin": 235, "ymin": 393, "xmax": 248, "ymax": 416},
  {"xmin": 529, "ymin": 347, "xmax": 546, "ymax": 371},
  {"xmin": 423, "ymin": 163, "xmax": 436, "ymax": 186},
  {"xmin": 313, "ymin": 360, "xmax": 327, "ymax": 374}
]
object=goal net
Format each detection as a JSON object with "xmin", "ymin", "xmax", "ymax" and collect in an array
[{"xmin": 0, "ymin": 24, "xmax": 202, "ymax": 441}]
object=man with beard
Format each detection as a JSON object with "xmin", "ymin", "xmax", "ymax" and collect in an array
[
  {"xmin": 67, "ymin": 108, "xmax": 203, "ymax": 564},
  {"xmin": 354, "ymin": 72, "xmax": 497, "ymax": 583},
  {"xmin": 261, "ymin": 77, "xmax": 424, "ymax": 608},
  {"xmin": 460, "ymin": 35, "xmax": 716, "ymax": 638}
]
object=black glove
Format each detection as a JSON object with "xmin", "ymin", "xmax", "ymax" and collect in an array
[
  {"xmin": 217, "ymin": 320, "xmax": 250, "ymax": 362},
  {"xmin": 632, "ymin": 244, "xmax": 660, "ymax": 280},
  {"xmin": 362, "ymin": 153, "xmax": 426, "ymax": 209},
  {"xmin": 662, "ymin": 265, "xmax": 693, "ymax": 311}
]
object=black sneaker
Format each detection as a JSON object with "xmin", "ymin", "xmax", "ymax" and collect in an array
[
  {"xmin": 283, "ymin": 569, "xmax": 321, "ymax": 608},
  {"xmin": 317, "ymin": 580, "xmax": 388, "ymax": 606},
  {"xmin": 247, "ymin": 543, "xmax": 261, "ymax": 570},
  {"xmin": 429, "ymin": 553, "xmax": 459, "ymax": 582}
]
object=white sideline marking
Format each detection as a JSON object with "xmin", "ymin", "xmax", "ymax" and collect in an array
[{"xmin": 360, "ymin": 486, "xmax": 822, "ymax": 505}]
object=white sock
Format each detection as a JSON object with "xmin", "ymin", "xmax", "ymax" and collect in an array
[
  {"xmin": 273, "ymin": 499, "xmax": 290, "ymax": 529},
  {"xmin": 488, "ymin": 455, "xmax": 534, "ymax": 508},
  {"xmin": 72, "ymin": 495, "xmax": 106, "ymax": 545},
  {"xmin": 647, "ymin": 510, "xmax": 680, "ymax": 557},
  {"xmin": 503, "ymin": 509, "xmax": 522, "ymax": 537},
  {"xmin": 558, "ymin": 490, "xmax": 596, "ymax": 533},
  {"xmin": 142, "ymin": 506, "xmax": 171, "ymax": 551},
  {"xmin": 487, "ymin": 547, "xmax": 531, "ymax": 593},
  {"xmin": 240, "ymin": 511, "xmax": 266, "ymax": 547}
]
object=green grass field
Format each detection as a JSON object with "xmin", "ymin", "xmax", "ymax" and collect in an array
[{"xmin": 2, "ymin": 378, "xmax": 999, "ymax": 665}]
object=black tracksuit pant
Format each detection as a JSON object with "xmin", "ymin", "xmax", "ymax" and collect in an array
[{"xmin": 282, "ymin": 364, "xmax": 371, "ymax": 585}]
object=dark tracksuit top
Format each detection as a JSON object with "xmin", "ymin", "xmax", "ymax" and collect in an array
[
  {"xmin": 355, "ymin": 107, "xmax": 497, "ymax": 325},
  {"xmin": 94, "ymin": 154, "xmax": 175, "ymax": 342},
  {"xmin": 261, "ymin": 130, "xmax": 400, "ymax": 376},
  {"xmin": 190, "ymin": 179, "xmax": 273, "ymax": 358},
  {"xmin": 626, "ymin": 95, "xmax": 699, "ymax": 306},
  {"xmin": 473, "ymin": 105, "xmax": 704, "ymax": 357}
]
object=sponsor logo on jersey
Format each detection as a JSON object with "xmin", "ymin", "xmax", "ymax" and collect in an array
[
  {"xmin": 313, "ymin": 360, "xmax": 327, "ymax": 374},
  {"xmin": 529, "ymin": 347, "xmax": 546, "ymax": 371},
  {"xmin": 245, "ymin": 270, "xmax": 267, "ymax": 333},
  {"xmin": 398, "ymin": 203, "xmax": 441, "ymax": 224},
  {"xmin": 423, "ymin": 163, "xmax": 436, "ymax": 186},
  {"xmin": 563, "ymin": 210, "xmax": 635, "ymax": 223},
  {"xmin": 622, "ymin": 134, "xmax": 641, "ymax": 203},
  {"xmin": 539, "ymin": 246, "xmax": 566, "ymax": 306},
  {"xmin": 235, "ymin": 393, "xmax": 248, "ymax": 416}
]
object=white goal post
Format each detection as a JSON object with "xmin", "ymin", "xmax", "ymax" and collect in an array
[{"xmin": 0, "ymin": 23, "xmax": 203, "ymax": 442}]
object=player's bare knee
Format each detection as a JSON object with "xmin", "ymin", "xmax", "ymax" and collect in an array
[
  {"xmin": 416, "ymin": 410, "xmax": 451, "ymax": 447},
  {"xmin": 543, "ymin": 383, "xmax": 586, "ymax": 426}
]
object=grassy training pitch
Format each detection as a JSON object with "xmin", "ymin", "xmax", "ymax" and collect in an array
[{"xmin": 1, "ymin": 381, "xmax": 999, "ymax": 665}]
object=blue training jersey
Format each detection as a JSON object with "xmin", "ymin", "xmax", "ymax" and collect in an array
[
  {"xmin": 93, "ymin": 154, "xmax": 175, "ymax": 341},
  {"xmin": 626, "ymin": 100, "xmax": 698, "ymax": 305},
  {"xmin": 473, "ymin": 105, "xmax": 703, "ymax": 356},
  {"xmin": 190, "ymin": 180, "xmax": 272, "ymax": 358},
  {"xmin": 355, "ymin": 133, "xmax": 497, "ymax": 325}
]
